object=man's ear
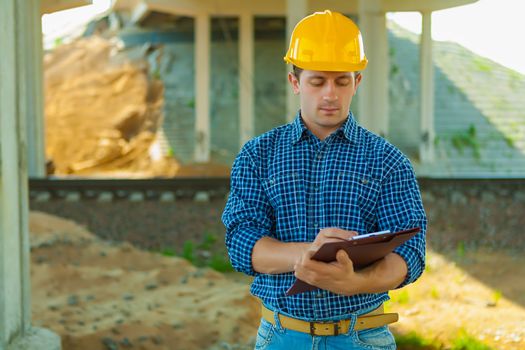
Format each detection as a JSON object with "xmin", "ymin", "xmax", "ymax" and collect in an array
[
  {"xmin": 353, "ymin": 73, "xmax": 363, "ymax": 96},
  {"xmin": 288, "ymin": 72, "xmax": 300, "ymax": 95}
]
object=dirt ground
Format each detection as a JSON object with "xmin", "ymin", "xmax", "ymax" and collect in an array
[
  {"xmin": 30, "ymin": 211, "xmax": 525, "ymax": 350},
  {"xmin": 30, "ymin": 211, "xmax": 259, "ymax": 350}
]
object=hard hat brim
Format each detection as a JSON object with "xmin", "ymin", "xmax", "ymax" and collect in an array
[{"xmin": 284, "ymin": 56, "xmax": 368, "ymax": 72}]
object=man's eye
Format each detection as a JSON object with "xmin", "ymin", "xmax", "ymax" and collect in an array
[
  {"xmin": 310, "ymin": 80, "xmax": 324, "ymax": 86},
  {"xmin": 337, "ymin": 79, "xmax": 351, "ymax": 86}
]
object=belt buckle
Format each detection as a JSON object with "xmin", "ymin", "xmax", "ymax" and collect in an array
[{"xmin": 309, "ymin": 322, "xmax": 339, "ymax": 336}]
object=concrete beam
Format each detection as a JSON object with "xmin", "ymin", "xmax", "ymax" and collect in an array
[
  {"xmin": 419, "ymin": 11, "xmax": 435, "ymax": 163},
  {"xmin": 358, "ymin": 0, "xmax": 389, "ymax": 137},
  {"xmin": 114, "ymin": 0, "xmax": 477, "ymax": 17},
  {"xmin": 194, "ymin": 13, "xmax": 211, "ymax": 162},
  {"xmin": 239, "ymin": 13, "xmax": 254, "ymax": 147},
  {"xmin": 41, "ymin": 0, "xmax": 90, "ymax": 14},
  {"xmin": 309, "ymin": 0, "xmax": 357, "ymax": 14},
  {"xmin": 128, "ymin": 0, "xmax": 286, "ymax": 16},
  {"xmin": 382, "ymin": 0, "xmax": 478, "ymax": 12},
  {"xmin": 1, "ymin": 0, "xmax": 61, "ymax": 348}
]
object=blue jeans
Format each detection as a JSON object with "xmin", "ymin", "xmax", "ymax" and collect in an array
[{"xmin": 254, "ymin": 307, "xmax": 396, "ymax": 350}]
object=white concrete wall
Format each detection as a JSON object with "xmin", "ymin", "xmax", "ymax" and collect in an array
[
  {"xmin": 27, "ymin": 1, "xmax": 47, "ymax": 178},
  {"xmin": 0, "ymin": 0, "xmax": 60, "ymax": 348}
]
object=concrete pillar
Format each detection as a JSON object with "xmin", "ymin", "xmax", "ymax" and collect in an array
[
  {"xmin": 0, "ymin": 0, "xmax": 61, "ymax": 349},
  {"xmin": 239, "ymin": 13, "xmax": 254, "ymax": 147},
  {"xmin": 27, "ymin": 0, "xmax": 47, "ymax": 178},
  {"xmin": 419, "ymin": 11, "xmax": 435, "ymax": 162},
  {"xmin": 194, "ymin": 13, "xmax": 211, "ymax": 162},
  {"xmin": 286, "ymin": 0, "xmax": 308, "ymax": 122},
  {"xmin": 357, "ymin": 0, "xmax": 389, "ymax": 137}
]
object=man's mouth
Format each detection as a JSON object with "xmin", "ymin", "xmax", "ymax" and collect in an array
[{"xmin": 319, "ymin": 106, "xmax": 339, "ymax": 112}]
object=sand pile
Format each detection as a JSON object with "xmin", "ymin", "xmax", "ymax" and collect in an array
[
  {"xmin": 44, "ymin": 37, "xmax": 179, "ymax": 177},
  {"xmin": 30, "ymin": 211, "xmax": 260, "ymax": 350}
]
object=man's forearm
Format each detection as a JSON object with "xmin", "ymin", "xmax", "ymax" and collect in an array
[
  {"xmin": 353, "ymin": 252, "xmax": 408, "ymax": 294},
  {"xmin": 252, "ymin": 236, "xmax": 309, "ymax": 274}
]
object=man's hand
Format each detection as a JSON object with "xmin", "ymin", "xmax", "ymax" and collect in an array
[
  {"xmin": 294, "ymin": 248, "xmax": 366, "ymax": 296},
  {"xmin": 294, "ymin": 229, "xmax": 409, "ymax": 295},
  {"xmin": 294, "ymin": 228, "xmax": 366, "ymax": 296},
  {"xmin": 310, "ymin": 227, "xmax": 357, "ymax": 251}
]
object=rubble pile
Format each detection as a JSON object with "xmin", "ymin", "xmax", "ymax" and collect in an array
[{"xmin": 44, "ymin": 36, "xmax": 179, "ymax": 177}]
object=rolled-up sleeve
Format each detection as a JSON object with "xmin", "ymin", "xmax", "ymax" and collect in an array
[
  {"xmin": 222, "ymin": 150, "xmax": 273, "ymax": 276},
  {"xmin": 377, "ymin": 158, "xmax": 427, "ymax": 288}
]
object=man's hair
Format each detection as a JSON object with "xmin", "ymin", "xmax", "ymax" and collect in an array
[
  {"xmin": 292, "ymin": 65, "xmax": 361, "ymax": 82},
  {"xmin": 292, "ymin": 65, "xmax": 303, "ymax": 80}
]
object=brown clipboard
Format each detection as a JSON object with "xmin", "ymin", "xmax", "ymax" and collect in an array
[{"xmin": 285, "ymin": 227, "xmax": 421, "ymax": 296}]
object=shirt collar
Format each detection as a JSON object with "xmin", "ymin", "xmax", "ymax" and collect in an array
[
  {"xmin": 291, "ymin": 111, "xmax": 308, "ymax": 145},
  {"xmin": 340, "ymin": 112, "xmax": 361, "ymax": 144},
  {"xmin": 290, "ymin": 111, "xmax": 360, "ymax": 145}
]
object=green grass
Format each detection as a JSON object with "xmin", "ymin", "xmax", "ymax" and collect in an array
[
  {"xmin": 430, "ymin": 286, "xmax": 440, "ymax": 300},
  {"xmin": 491, "ymin": 290, "xmax": 502, "ymax": 306},
  {"xmin": 451, "ymin": 329, "xmax": 495, "ymax": 350},
  {"xmin": 161, "ymin": 247, "xmax": 176, "ymax": 257},
  {"xmin": 456, "ymin": 241, "xmax": 466, "ymax": 259},
  {"xmin": 197, "ymin": 232, "xmax": 217, "ymax": 250},
  {"xmin": 160, "ymin": 233, "xmax": 234, "ymax": 273},
  {"xmin": 450, "ymin": 125, "xmax": 481, "ymax": 159},
  {"xmin": 395, "ymin": 330, "xmax": 496, "ymax": 350},
  {"xmin": 207, "ymin": 253, "xmax": 234, "ymax": 272},
  {"xmin": 395, "ymin": 332, "xmax": 439, "ymax": 349},
  {"xmin": 182, "ymin": 240, "xmax": 195, "ymax": 263},
  {"xmin": 391, "ymin": 289, "xmax": 410, "ymax": 305},
  {"xmin": 473, "ymin": 57, "xmax": 493, "ymax": 73}
]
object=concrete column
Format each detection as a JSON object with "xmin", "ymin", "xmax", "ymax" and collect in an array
[
  {"xmin": 0, "ymin": 0, "xmax": 61, "ymax": 349},
  {"xmin": 419, "ymin": 11, "xmax": 435, "ymax": 162},
  {"xmin": 194, "ymin": 13, "xmax": 211, "ymax": 162},
  {"xmin": 286, "ymin": 0, "xmax": 308, "ymax": 122},
  {"xmin": 357, "ymin": 0, "xmax": 389, "ymax": 137},
  {"xmin": 239, "ymin": 13, "xmax": 254, "ymax": 147},
  {"xmin": 27, "ymin": 0, "xmax": 46, "ymax": 177}
]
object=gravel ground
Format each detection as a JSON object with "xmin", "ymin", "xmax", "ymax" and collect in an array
[{"xmin": 30, "ymin": 199, "xmax": 228, "ymax": 255}]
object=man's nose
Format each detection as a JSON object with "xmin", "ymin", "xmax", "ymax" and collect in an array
[{"xmin": 323, "ymin": 81, "xmax": 338, "ymax": 101}]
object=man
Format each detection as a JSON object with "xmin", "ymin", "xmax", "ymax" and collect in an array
[{"xmin": 222, "ymin": 10, "xmax": 426, "ymax": 349}]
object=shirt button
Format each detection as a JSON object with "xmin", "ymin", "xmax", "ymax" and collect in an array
[
  {"xmin": 317, "ymin": 154, "xmax": 322, "ymax": 160},
  {"xmin": 316, "ymin": 293, "xmax": 323, "ymax": 298},
  {"xmin": 314, "ymin": 186, "xmax": 319, "ymax": 191},
  {"xmin": 314, "ymin": 222, "xmax": 319, "ymax": 228}
]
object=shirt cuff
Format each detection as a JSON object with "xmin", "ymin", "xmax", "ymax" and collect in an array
[
  {"xmin": 393, "ymin": 244, "xmax": 425, "ymax": 288},
  {"xmin": 227, "ymin": 225, "xmax": 266, "ymax": 276}
]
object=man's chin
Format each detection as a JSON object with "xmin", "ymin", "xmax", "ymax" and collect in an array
[{"xmin": 317, "ymin": 114, "xmax": 345, "ymax": 124}]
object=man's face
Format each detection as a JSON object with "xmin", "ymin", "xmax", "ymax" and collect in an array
[{"xmin": 288, "ymin": 69, "xmax": 362, "ymax": 140}]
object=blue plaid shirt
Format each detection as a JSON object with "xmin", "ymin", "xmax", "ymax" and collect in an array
[{"xmin": 222, "ymin": 113, "xmax": 426, "ymax": 321}]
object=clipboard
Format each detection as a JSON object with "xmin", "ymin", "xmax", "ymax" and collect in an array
[{"xmin": 285, "ymin": 227, "xmax": 421, "ymax": 296}]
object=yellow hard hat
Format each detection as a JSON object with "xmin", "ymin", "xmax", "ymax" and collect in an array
[{"xmin": 284, "ymin": 10, "xmax": 368, "ymax": 72}]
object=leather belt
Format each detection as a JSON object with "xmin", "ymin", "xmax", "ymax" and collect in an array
[{"xmin": 261, "ymin": 304, "xmax": 398, "ymax": 336}]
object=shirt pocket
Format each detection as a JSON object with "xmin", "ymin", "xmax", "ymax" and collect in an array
[
  {"xmin": 324, "ymin": 171, "xmax": 380, "ymax": 228},
  {"xmin": 262, "ymin": 172, "xmax": 305, "ymax": 237}
]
